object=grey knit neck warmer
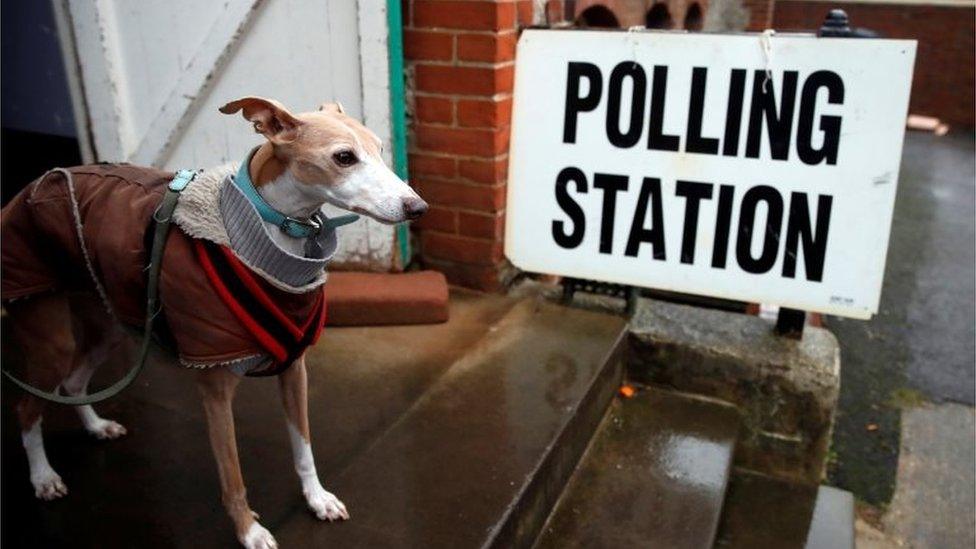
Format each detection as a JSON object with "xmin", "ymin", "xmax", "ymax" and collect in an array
[
  {"xmin": 219, "ymin": 176, "xmax": 337, "ymax": 289},
  {"xmin": 171, "ymin": 165, "xmax": 336, "ymax": 294}
]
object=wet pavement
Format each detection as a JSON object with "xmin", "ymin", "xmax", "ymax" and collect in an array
[
  {"xmin": 885, "ymin": 403, "xmax": 976, "ymax": 548},
  {"xmin": 535, "ymin": 388, "xmax": 739, "ymax": 549},
  {"xmin": 826, "ymin": 131, "xmax": 976, "ymax": 505},
  {"xmin": 2, "ymin": 290, "xmax": 628, "ymax": 548},
  {"xmin": 716, "ymin": 470, "xmax": 854, "ymax": 549}
]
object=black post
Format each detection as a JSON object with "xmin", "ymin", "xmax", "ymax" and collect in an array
[
  {"xmin": 775, "ymin": 308, "xmax": 807, "ymax": 339},
  {"xmin": 819, "ymin": 8, "xmax": 880, "ymax": 38},
  {"xmin": 773, "ymin": 9, "xmax": 879, "ymax": 339},
  {"xmin": 561, "ymin": 279, "xmax": 575, "ymax": 305},
  {"xmin": 819, "ymin": 9, "xmax": 852, "ymax": 36},
  {"xmin": 626, "ymin": 287, "xmax": 640, "ymax": 317}
]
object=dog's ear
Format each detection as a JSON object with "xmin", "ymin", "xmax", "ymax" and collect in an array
[
  {"xmin": 318, "ymin": 101, "xmax": 345, "ymax": 114},
  {"xmin": 219, "ymin": 97, "xmax": 302, "ymax": 143}
]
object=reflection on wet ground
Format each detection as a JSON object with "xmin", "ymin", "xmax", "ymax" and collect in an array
[
  {"xmin": 536, "ymin": 388, "xmax": 739, "ymax": 549},
  {"xmin": 715, "ymin": 469, "xmax": 854, "ymax": 548}
]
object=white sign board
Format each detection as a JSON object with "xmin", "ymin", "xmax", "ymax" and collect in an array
[{"xmin": 506, "ymin": 30, "xmax": 916, "ymax": 319}]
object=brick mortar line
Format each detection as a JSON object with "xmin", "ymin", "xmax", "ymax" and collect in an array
[
  {"xmin": 412, "ymin": 91, "xmax": 514, "ymax": 101},
  {"xmin": 413, "ymin": 176, "xmax": 508, "ymax": 188},
  {"xmin": 408, "ymin": 153, "xmax": 507, "ymax": 167},
  {"xmin": 411, "ymin": 60, "xmax": 516, "ymax": 69},
  {"xmin": 406, "ymin": 27, "xmax": 522, "ymax": 35},
  {"xmin": 411, "ymin": 120, "xmax": 513, "ymax": 129},
  {"xmin": 409, "ymin": 126, "xmax": 511, "ymax": 134},
  {"xmin": 408, "ymin": 162, "xmax": 510, "ymax": 175},
  {"xmin": 415, "ymin": 177, "xmax": 509, "ymax": 187},
  {"xmin": 409, "ymin": 151, "xmax": 510, "ymax": 161},
  {"xmin": 422, "ymin": 229, "xmax": 505, "ymax": 243},
  {"xmin": 407, "ymin": 56, "xmax": 516, "ymax": 64},
  {"xmin": 407, "ymin": 90, "xmax": 514, "ymax": 99},
  {"xmin": 404, "ymin": 28, "xmax": 519, "ymax": 37},
  {"xmin": 409, "ymin": 147, "xmax": 510, "ymax": 156}
]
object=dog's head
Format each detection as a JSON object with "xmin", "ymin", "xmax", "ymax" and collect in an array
[{"xmin": 219, "ymin": 96, "xmax": 427, "ymax": 224}]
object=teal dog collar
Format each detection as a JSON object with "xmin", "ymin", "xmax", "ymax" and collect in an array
[
  {"xmin": 233, "ymin": 149, "xmax": 359, "ymax": 239},
  {"xmin": 168, "ymin": 169, "xmax": 198, "ymax": 192}
]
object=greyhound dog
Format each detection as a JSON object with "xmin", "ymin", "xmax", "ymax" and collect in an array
[{"xmin": 3, "ymin": 97, "xmax": 427, "ymax": 548}]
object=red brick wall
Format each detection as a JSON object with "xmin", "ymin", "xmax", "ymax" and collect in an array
[
  {"xmin": 744, "ymin": 0, "xmax": 775, "ymax": 29},
  {"xmin": 774, "ymin": 1, "xmax": 975, "ymax": 127},
  {"xmin": 403, "ymin": 1, "xmax": 530, "ymax": 291}
]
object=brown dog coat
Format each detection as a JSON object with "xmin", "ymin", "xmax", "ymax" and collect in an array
[{"xmin": 1, "ymin": 165, "xmax": 325, "ymax": 370}]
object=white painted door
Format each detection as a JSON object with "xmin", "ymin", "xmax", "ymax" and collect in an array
[{"xmin": 53, "ymin": 0, "xmax": 403, "ymax": 271}]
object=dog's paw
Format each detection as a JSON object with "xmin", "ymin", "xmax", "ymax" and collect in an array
[
  {"xmin": 87, "ymin": 418, "xmax": 127, "ymax": 440},
  {"xmin": 240, "ymin": 521, "xmax": 277, "ymax": 549},
  {"xmin": 304, "ymin": 484, "xmax": 349, "ymax": 521},
  {"xmin": 32, "ymin": 471, "xmax": 68, "ymax": 500}
]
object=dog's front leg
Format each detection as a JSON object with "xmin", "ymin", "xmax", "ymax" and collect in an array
[
  {"xmin": 278, "ymin": 355, "xmax": 349, "ymax": 521},
  {"xmin": 197, "ymin": 368, "xmax": 277, "ymax": 549}
]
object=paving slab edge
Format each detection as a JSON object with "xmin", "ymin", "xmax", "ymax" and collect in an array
[{"xmin": 485, "ymin": 327, "xmax": 627, "ymax": 549}]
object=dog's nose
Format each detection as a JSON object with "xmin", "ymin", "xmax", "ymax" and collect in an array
[{"xmin": 403, "ymin": 196, "xmax": 428, "ymax": 220}]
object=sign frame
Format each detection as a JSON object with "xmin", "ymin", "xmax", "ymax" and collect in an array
[{"xmin": 505, "ymin": 28, "xmax": 917, "ymax": 319}]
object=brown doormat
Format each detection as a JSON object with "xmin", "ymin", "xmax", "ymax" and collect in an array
[{"xmin": 325, "ymin": 271, "xmax": 450, "ymax": 326}]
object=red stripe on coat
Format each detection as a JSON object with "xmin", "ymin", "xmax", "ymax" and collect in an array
[
  {"xmin": 193, "ymin": 240, "xmax": 289, "ymax": 363},
  {"xmin": 216, "ymin": 245, "xmax": 305, "ymax": 339}
]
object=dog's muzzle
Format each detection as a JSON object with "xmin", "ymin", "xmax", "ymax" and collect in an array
[{"xmin": 403, "ymin": 196, "xmax": 429, "ymax": 220}]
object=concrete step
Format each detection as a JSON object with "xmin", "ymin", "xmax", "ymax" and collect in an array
[
  {"xmin": 714, "ymin": 470, "xmax": 855, "ymax": 549},
  {"xmin": 271, "ymin": 296, "xmax": 628, "ymax": 547},
  {"xmin": 533, "ymin": 387, "xmax": 740, "ymax": 549}
]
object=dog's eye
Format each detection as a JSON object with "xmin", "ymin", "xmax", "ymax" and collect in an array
[{"xmin": 333, "ymin": 150, "xmax": 358, "ymax": 167}]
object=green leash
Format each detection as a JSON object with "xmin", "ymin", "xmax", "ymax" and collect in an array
[{"xmin": 2, "ymin": 170, "xmax": 196, "ymax": 405}]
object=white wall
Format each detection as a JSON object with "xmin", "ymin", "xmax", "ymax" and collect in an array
[{"xmin": 56, "ymin": 0, "xmax": 400, "ymax": 271}]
